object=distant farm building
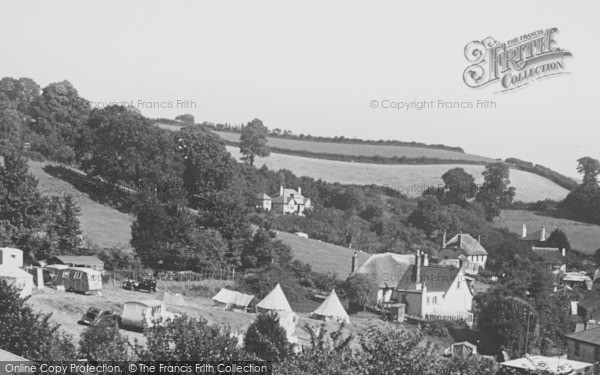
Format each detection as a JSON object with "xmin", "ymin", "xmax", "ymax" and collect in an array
[
  {"xmin": 256, "ymin": 186, "xmax": 312, "ymax": 215},
  {"xmin": 48, "ymin": 255, "xmax": 104, "ymax": 273}
]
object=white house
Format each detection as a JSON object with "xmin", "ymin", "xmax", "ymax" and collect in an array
[
  {"xmin": 437, "ymin": 233, "xmax": 488, "ymax": 269},
  {"xmin": 393, "ymin": 250, "xmax": 474, "ymax": 325},
  {"xmin": 256, "ymin": 186, "xmax": 312, "ymax": 215}
]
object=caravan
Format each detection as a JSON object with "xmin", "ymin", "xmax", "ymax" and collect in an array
[
  {"xmin": 46, "ymin": 266, "xmax": 102, "ymax": 294},
  {"xmin": 120, "ymin": 300, "xmax": 178, "ymax": 330}
]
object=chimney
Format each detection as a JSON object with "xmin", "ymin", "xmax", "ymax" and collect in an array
[
  {"xmin": 415, "ymin": 250, "xmax": 421, "ymax": 283},
  {"xmin": 562, "ymin": 248, "xmax": 566, "ymax": 257},
  {"xmin": 298, "ymin": 187, "xmax": 302, "ymax": 195},
  {"xmin": 423, "ymin": 253, "xmax": 429, "ymax": 267},
  {"xmin": 541, "ymin": 226, "xmax": 546, "ymax": 241},
  {"xmin": 522, "ymin": 224, "xmax": 527, "ymax": 239},
  {"xmin": 478, "ymin": 234, "xmax": 481, "ymax": 243},
  {"xmin": 457, "ymin": 233, "xmax": 462, "ymax": 248},
  {"xmin": 442, "ymin": 230, "xmax": 447, "ymax": 248},
  {"xmin": 279, "ymin": 186, "xmax": 284, "ymax": 196},
  {"xmin": 351, "ymin": 251, "xmax": 358, "ymax": 274}
]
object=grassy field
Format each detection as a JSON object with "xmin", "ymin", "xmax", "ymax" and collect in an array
[
  {"xmin": 27, "ymin": 160, "xmax": 133, "ymax": 248},
  {"xmin": 212, "ymin": 130, "xmax": 495, "ymax": 163},
  {"xmin": 27, "ymin": 281, "xmax": 450, "ymax": 352},
  {"xmin": 494, "ymin": 210, "xmax": 600, "ymax": 254},
  {"xmin": 226, "ymin": 147, "xmax": 569, "ymax": 203},
  {"xmin": 276, "ymin": 231, "xmax": 372, "ymax": 279}
]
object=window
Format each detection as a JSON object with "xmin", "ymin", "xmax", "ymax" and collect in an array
[
  {"xmin": 62, "ymin": 271, "xmax": 70, "ymax": 278},
  {"xmin": 426, "ymin": 297, "xmax": 430, "ymax": 305},
  {"xmin": 575, "ymin": 342, "xmax": 580, "ymax": 356},
  {"xmin": 432, "ymin": 296, "xmax": 438, "ymax": 304},
  {"xmin": 73, "ymin": 272, "xmax": 82, "ymax": 279},
  {"xmin": 595, "ymin": 346, "xmax": 600, "ymax": 362}
]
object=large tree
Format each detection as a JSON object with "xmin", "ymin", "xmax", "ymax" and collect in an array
[
  {"xmin": 476, "ymin": 162, "xmax": 516, "ymax": 221},
  {"xmin": 441, "ymin": 167, "xmax": 478, "ymax": 207},
  {"xmin": 576, "ymin": 156, "xmax": 600, "ymax": 185},
  {"xmin": 239, "ymin": 118, "xmax": 270, "ymax": 166}
]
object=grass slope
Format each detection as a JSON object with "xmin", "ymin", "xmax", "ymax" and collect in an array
[
  {"xmin": 27, "ymin": 160, "xmax": 133, "ymax": 248},
  {"xmin": 226, "ymin": 147, "xmax": 569, "ymax": 203},
  {"xmin": 494, "ymin": 210, "xmax": 600, "ymax": 254},
  {"xmin": 276, "ymin": 231, "xmax": 372, "ymax": 279}
]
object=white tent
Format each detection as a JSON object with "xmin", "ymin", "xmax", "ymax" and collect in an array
[
  {"xmin": 0, "ymin": 265, "xmax": 34, "ymax": 298},
  {"xmin": 256, "ymin": 283, "xmax": 292, "ymax": 312},
  {"xmin": 212, "ymin": 288, "xmax": 254, "ymax": 311},
  {"xmin": 309, "ymin": 289, "xmax": 350, "ymax": 323}
]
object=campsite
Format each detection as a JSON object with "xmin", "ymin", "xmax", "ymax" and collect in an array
[{"xmin": 25, "ymin": 279, "xmax": 444, "ymax": 351}]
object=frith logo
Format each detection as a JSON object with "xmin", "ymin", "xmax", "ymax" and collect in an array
[{"xmin": 463, "ymin": 28, "xmax": 572, "ymax": 92}]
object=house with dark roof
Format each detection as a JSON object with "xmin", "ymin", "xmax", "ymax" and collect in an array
[
  {"xmin": 437, "ymin": 233, "xmax": 488, "ymax": 270},
  {"xmin": 255, "ymin": 186, "xmax": 312, "ymax": 215},
  {"xmin": 519, "ymin": 224, "xmax": 552, "ymax": 251},
  {"xmin": 392, "ymin": 250, "xmax": 474, "ymax": 325},
  {"xmin": 48, "ymin": 255, "xmax": 104, "ymax": 273},
  {"xmin": 566, "ymin": 325, "xmax": 600, "ymax": 366},
  {"xmin": 532, "ymin": 246, "xmax": 566, "ymax": 274},
  {"xmin": 352, "ymin": 252, "xmax": 415, "ymax": 304}
]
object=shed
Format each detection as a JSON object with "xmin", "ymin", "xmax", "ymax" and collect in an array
[
  {"xmin": 0, "ymin": 265, "xmax": 34, "ymax": 297},
  {"xmin": 48, "ymin": 255, "xmax": 104, "ymax": 273}
]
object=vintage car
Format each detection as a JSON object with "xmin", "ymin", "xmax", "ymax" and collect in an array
[
  {"xmin": 122, "ymin": 278, "xmax": 157, "ymax": 292},
  {"xmin": 78, "ymin": 307, "xmax": 121, "ymax": 327}
]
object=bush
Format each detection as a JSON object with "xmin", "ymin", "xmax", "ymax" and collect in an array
[{"xmin": 244, "ymin": 313, "xmax": 294, "ymax": 362}]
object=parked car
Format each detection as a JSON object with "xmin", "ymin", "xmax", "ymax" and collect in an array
[
  {"xmin": 78, "ymin": 307, "xmax": 121, "ymax": 327},
  {"xmin": 123, "ymin": 278, "xmax": 157, "ymax": 292}
]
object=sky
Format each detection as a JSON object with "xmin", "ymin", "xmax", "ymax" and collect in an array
[{"xmin": 1, "ymin": 0, "xmax": 598, "ymax": 178}]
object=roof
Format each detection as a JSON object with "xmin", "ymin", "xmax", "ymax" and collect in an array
[
  {"xmin": 396, "ymin": 264, "xmax": 461, "ymax": 292},
  {"xmin": 271, "ymin": 188, "xmax": 308, "ymax": 205},
  {"xmin": 522, "ymin": 229, "xmax": 548, "ymax": 241},
  {"xmin": 310, "ymin": 289, "xmax": 350, "ymax": 323},
  {"xmin": 442, "ymin": 234, "xmax": 487, "ymax": 255},
  {"xmin": 0, "ymin": 265, "xmax": 33, "ymax": 279},
  {"xmin": 532, "ymin": 247, "xmax": 564, "ymax": 264},
  {"xmin": 566, "ymin": 325, "xmax": 600, "ymax": 345},
  {"xmin": 125, "ymin": 299, "xmax": 164, "ymax": 307},
  {"xmin": 500, "ymin": 355, "xmax": 592, "ymax": 373},
  {"xmin": 212, "ymin": 288, "xmax": 254, "ymax": 307},
  {"xmin": 0, "ymin": 247, "xmax": 23, "ymax": 254},
  {"xmin": 0, "ymin": 348, "xmax": 29, "ymax": 361},
  {"xmin": 578, "ymin": 295, "xmax": 600, "ymax": 311},
  {"xmin": 562, "ymin": 272, "xmax": 591, "ymax": 283},
  {"xmin": 52, "ymin": 255, "xmax": 104, "ymax": 266},
  {"xmin": 353, "ymin": 253, "xmax": 415, "ymax": 288},
  {"xmin": 256, "ymin": 283, "xmax": 292, "ymax": 312},
  {"xmin": 255, "ymin": 193, "xmax": 271, "ymax": 200}
]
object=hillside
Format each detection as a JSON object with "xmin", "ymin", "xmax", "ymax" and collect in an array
[
  {"xmin": 494, "ymin": 210, "xmax": 600, "ymax": 254},
  {"xmin": 275, "ymin": 231, "xmax": 372, "ymax": 279},
  {"xmin": 213, "ymin": 130, "xmax": 494, "ymax": 163},
  {"xmin": 226, "ymin": 147, "xmax": 569, "ymax": 203},
  {"xmin": 26, "ymin": 160, "xmax": 133, "ymax": 248}
]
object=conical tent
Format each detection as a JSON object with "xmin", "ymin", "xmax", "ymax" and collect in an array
[
  {"xmin": 310, "ymin": 289, "xmax": 350, "ymax": 323},
  {"xmin": 256, "ymin": 283, "xmax": 292, "ymax": 312}
]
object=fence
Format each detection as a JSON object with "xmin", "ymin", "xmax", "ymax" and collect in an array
[{"xmin": 103, "ymin": 267, "xmax": 241, "ymax": 284}]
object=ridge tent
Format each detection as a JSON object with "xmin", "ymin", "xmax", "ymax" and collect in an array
[
  {"xmin": 309, "ymin": 289, "xmax": 350, "ymax": 323},
  {"xmin": 212, "ymin": 288, "xmax": 255, "ymax": 311},
  {"xmin": 256, "ymin": 283, "xmax": 292, "ymax": 312}
]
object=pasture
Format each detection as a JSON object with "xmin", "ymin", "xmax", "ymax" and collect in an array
[
  {"xmin": 495, "ymin": 210, "xmax": 600, "ymax": 254},
  {"xmin": 226, "ymin": 147, "xmax": 569, "ymax": 203}
]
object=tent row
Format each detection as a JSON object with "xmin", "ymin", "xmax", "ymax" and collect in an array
[{"xmin": 211, "ymin": 283, "xmax": 350, "ymax": 324}]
